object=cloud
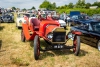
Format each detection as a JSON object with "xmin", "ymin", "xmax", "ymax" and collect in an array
[
  {"xmin": 97, "ymin": 0, "xmax": 100, "ymax": 1},
  {"xmin": 0, "ymin": 0, "xmax": 98, "ymax": 9}
]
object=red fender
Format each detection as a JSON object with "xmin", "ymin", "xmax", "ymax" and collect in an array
[
  {"xmin": 72, "ymin": 31, "xmax": 82, "ymax": 35},
  {"xmin": 22, "ymin": 23, "xmax": 36, "ymax": 41}
]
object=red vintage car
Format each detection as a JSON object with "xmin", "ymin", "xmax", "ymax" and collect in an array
[{"xmin": 21, "ymin": 14, "xmax": 82, "ymax": 60}]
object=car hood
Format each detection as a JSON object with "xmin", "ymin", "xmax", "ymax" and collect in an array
[{"xmin": 78, "ymin": 19, "xmax": 92, "ymax": 23}]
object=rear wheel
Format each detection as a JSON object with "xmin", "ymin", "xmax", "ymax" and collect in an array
[
  {"xmin": 97, "ymin": 40, "xmax": 100, "ymax": 51},
  {"xmin": 73, "ymin": 35, "xmax": 80, "ymax": 56},
  {"xmin": 21, "ymin": 29, "xmax": 25, "ymax": 42},
  {"xmin": 34, "ymin": 35, "xmax": 40, "ymax": 60}
]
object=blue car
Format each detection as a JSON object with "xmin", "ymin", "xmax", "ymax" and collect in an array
[
  {"xmin": 70, "ymin": 20, "xmax": 100, "ymax": 51},
  {"xmin": 70, "ymin": 14, "xmax": 91, "ymax": 26}
]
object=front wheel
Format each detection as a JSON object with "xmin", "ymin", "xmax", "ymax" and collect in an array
[
  {"xmin": 34, "ymin": 35, "xmax": 40, "ymax": 60},
  {"xmin": 97, "ymin": 40, "xmax": 100, "ymax": 51},
  {"xmin": 73, "ymin": 35, "xmax": 80, "ymax": 56}
]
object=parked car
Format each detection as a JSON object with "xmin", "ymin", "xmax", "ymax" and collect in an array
[
  {"xmin": 1, "ymin": 12, "xmax": 14, "ymax": 23},
  {"xmin": 38, "ymin": 11, "xmax": 66, "ymax": 28},
  {"xmin": 70, "ymin": 14, "xmax": 91, "ymax": 26},
  {"xmin": 92, "ymin": 14, "xmax": 100, "ymax": 21},
  {"xmin": 60, "ymin": 14, "xmax": 70, "ymax": 21},
  {"xmin": 16, "ymin": 12, "xmax": 36, "ymax": 28},
  {"xmin": 0, "ymin": 16, "xmax": 3, "ymax": 23},
  {"xmin": 0, "ymin": 16, "xmax": 1, "ymax": 25},
  {"xmin": 70, "ymin": 20, "xmax": 100, "ymax": 51},
  {"xmin": 21, "ymin": 14, "xmax": 82, "ymax": 60}
]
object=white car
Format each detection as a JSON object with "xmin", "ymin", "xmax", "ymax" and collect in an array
[
  {"xmin": 58, "ymin": 19, "xmax": 66, "ymax": 27},
  {"xmin": 16, "ymin": 12, "xmax": 36, "ymax": 29}
]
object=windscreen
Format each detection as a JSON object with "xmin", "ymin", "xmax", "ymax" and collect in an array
[{"xmin": 91, "ymin": 22, "xmax": 100, "ymax": 32}]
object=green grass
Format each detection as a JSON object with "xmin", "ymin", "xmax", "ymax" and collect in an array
[{"xmin": 0, "ymin": 19, "xmax": 100, "ymax": 67}]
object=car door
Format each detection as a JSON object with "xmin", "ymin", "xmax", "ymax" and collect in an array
[{"xmin": 79, "ymin": 23, "xmax": 97, "ymax": 47}]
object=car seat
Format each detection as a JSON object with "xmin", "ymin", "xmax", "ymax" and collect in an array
[{"xmin": 30, "ymin": 18, "xmax": 40, "ymax": 31}]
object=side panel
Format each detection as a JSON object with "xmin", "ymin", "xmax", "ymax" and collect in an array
[{"xmin": 22, "ymin": 24, "xmax": 31, "ymax": 40}]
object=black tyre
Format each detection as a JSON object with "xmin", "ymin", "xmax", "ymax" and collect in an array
[
  {"xmin": 34, "ymin": 35, "xmax": 40, "ymax": 60},
  {"xmin": 18, "ymin": 27, "xmax": 20, "ymax": 29},
  {"xmin": 21, "ymin": 29, "xmax": 25, "ymax": 42},
  {"xmin": 97, "ymin": 40, "xmax": 100, "ymax": 51},
  {"xmin": 73, "ymin": 35, "xmax": 80, "ymax": 56}
]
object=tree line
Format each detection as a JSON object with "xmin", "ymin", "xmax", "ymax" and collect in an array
[
  {"xmin": 11, "ymin": 0, "xmax": 100, "ymax": 10},
  {"xmin": 11, "ymin": 0, "xmax": 100, "ymax": 15}
]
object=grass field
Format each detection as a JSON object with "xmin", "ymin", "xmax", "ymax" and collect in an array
[{"xmin": 0, "ymin": 21, "xmax": 100, "ymax": 67}]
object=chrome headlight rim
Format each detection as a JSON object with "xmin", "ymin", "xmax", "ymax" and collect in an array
[
  {"xmin": 67, "ymin": 32, "xmax": 75, "ymax": 40},
  {"xmin": 47, "ymin": 32, "xmax": 53, "ymax": 40},
  {"xmin": 19, "ymin": 20, "xmax": 22, "ymax": 23}
]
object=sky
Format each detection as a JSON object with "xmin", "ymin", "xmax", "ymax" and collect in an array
[{"xmin": 0, "ymin": 0, "xmax": 100, "ymax": 9}]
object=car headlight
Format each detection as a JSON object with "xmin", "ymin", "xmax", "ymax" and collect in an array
[
  {"xmin": 19, "ymin": 20, "xmax": 22, "ymax": 23},
  {"xmin": 60, "ymin": 23, "xmax": 66, "ymax": 27},
  {"xmin": 47, "ymin": 33, "xmax": 53, "ymax": 39},
  {"xmin": 68, "ymin": 32, "xmax": 74, "ymax": 40}
]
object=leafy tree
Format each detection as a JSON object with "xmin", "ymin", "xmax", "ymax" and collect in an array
[
  {"xmin": 56, "ymin": 6, "xmax": 60, "ymax": 9},
  {"xmin": 92, "ymin": 2, "xmax": 100, "ymax": 7},
  {"xmin": 39, "ymin": 0, "xmax": 57, "ymax": 10},
  {"xmin": 81, "ymin": 0, "xmax": 85, "ymax": 8},
  {"xmin": 16, "ymin": 8, "xmax": 20, "ymax": 11},
  {"xmin": 31, "ymin": 6, "xmax": 36, "ymax": 9},
  {"xmin": 76, "ymin": 0, "xmax": 81, "ymax": 8},
  {"xmin": 52, "ymin": 2, "xmax": 56, "ymax": 9},
  {"xmin": 65, "ymin": 4, "xmax": 68, "ymax": 7},
  {"xmin": 75, "ymin": 0, "xmax": 86, "ymax": 8},
  {"xmin": 92, "ymin": 1, "xmax": 98, "ymax": 6},
  {"xmin": 22, "ymin": 8, "xmax": 26, "ymax": 11},
  {"xmin": 39, "ymin": 0, "xmax": 51, "ymax": 9},
  {"xmin": 68, "ymin": 2, "xmax": 74, "ymax": 8},
  {"xmin": 97, "ymin": 2, "xmax": 100, "ymax": 7},
  {"xmin": 85, "ymin": 3, "xmax": 91, "ymax": 9},
  {"xmin": 12, "ymin": 7, "xmax": 16, "ymax": 10}
]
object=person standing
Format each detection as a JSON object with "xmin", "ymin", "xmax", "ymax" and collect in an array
[
  {"xmin": 67, "ymin": 15, "xmax": 71, "ymax": 26},
  {"xmin": 38, "ymin": 10, "xmax": 41, "ymax": 20},
  {"xmin": 63, "ymin": 12, "xmax": 67, "ymax": 22}
]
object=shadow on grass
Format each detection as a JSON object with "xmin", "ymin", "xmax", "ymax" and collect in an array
[
  {"xmin": 78, "ymin": 49, "xmax": 88, "ymax": 57},
  {"xmin": 0, "ymin": 40, "xmax": 6, "ymax": 52},
  {"xmin": 39, "ymin": 50, "xmax": 73, "ymax": 60},
  {"xmin": 30, "ymin": 38, "xmax": 87, "ymax": 60},
  {"xmin": 40, "ymin": 49, "xmax": 88, "ymax": 60},
  {"xmin": 80, "ymin": 37, "xmax": 97, "ymax": 49},
  {"xmin": 0, "ymin": 26, "xmax": 4, "ymax": 31}
]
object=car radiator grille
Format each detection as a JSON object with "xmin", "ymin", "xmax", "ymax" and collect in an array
[{"xmin": 52, "ymin": 32, "xmax": 66, "ymax": 42}]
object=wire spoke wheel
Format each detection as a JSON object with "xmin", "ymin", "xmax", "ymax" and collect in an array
[{"xmin": 73, "ymin": 35, "xmax": 80, "ymax": 56}]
